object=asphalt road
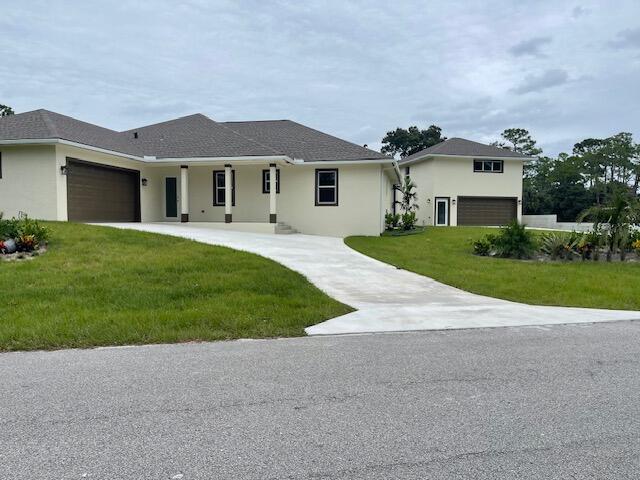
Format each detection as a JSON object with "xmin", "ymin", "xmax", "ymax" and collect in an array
[{"xmin": 2, "ymin": 322, "xmax": 640, "ymax": 479}]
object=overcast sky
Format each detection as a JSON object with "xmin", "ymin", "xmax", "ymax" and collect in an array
[{"xmin": 1, "ymin": 1, "xmax": 639, "ymax": 156}]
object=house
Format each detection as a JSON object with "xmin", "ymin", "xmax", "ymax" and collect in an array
[
  {"xmin": 0, "ymin": 109, "xmax": 399, "ymax": 237},
  {"xmin": 398, "ymin": 138, "xmax": 532, "ymax": 226}
]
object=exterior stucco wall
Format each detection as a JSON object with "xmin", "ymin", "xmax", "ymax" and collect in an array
[
  {"xmin": 407, "ymin": 156, "xmax": 524, "ymax": 226},
  {"xmin": 0, "ymin": 145, "xmax": 58, "ymax": 220},
  {"xmin": 278, "ymin": 164, "xmax": 384, "ymax": 237}
]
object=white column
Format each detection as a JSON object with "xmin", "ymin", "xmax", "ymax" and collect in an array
[
  {"xmin": 269, "ymin": 163, "xmax": 277, "ymax": 223},
  {"xmin": 180, "ymin": 165, "xmax": 189, "ymax": 222},
  {"xmin": 224, "ymin": 164, "xmax": 232, "ymax": 223}
]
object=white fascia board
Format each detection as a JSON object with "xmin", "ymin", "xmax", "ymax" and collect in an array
[
  {"xmin": 291, "ymin": 158, "xmax": 394, "ymax": 166},
  {"xmin": 400, "ymin": 153, "xmax": 534, "ymax": 166},
  {"xmin": 150, "ymin": 155, "xmax": 293, "ymax": 164}
]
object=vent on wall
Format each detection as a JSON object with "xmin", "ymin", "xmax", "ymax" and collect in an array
[{"xmin": 133, "ymin": 132, "xmax": 138, "ymax": 139}]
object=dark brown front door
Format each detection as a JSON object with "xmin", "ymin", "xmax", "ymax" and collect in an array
[
  {"xmin": 457, "ymin": 197, "xmax": 517, "ymax": 226},
  {"xmin": 66, "ymin": 159, "xmax": 140, "ymax": 222}
]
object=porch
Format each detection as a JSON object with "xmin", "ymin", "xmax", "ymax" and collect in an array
[{"xmin": 149, "ymin": 162, "xmax": 283, "ymax": 227}]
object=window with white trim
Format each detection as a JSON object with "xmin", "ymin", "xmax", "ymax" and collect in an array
[
  {"xmin": 473, "ymin": 159, "xmax": 503, "ymax": 173},
  {"xmin": 213, "ymin": 170, "xmax": 235, "ymax": 206},
  {"xmin": 315, "ymin": 169, "xmax": 338, "ymax": 206},
  {"xmin": 262, "ymin": 169, "xmax": 280, "ymax": 194}
]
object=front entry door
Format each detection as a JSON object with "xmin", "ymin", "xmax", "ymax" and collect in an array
[
  {"xmin": 165, "ymin": 177, "xmax": 178, "ymax": 218},
  {"xmin": 435, "ymin": 197, "xmax": 449, "ymax": 226}
]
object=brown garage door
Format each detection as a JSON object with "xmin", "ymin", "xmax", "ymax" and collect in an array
[
  {"xmin": 67, "ymin": 159, "xmax": 140, "ymax": 222},
  {"xmin": 457, "ymin": 197, "xmax": 517, "ymax": 226}
]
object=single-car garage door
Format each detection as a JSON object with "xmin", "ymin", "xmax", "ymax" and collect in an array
[
  {"xmin": 457, "ymin": 196, "xmax": 517, "ymax": 226},
  {"xmin": 67, "ymin": 159, "xmax": 140, "ymax": 222}
]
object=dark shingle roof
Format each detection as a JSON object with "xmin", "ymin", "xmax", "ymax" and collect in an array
[
  {"xmin": 0, "ymin": 109, "xmax": 140, "ymax": 155},
  {"xmin": 0, "ymin": 109, "xmax": 391, "ymax": 162},
  {"xmin": 222, "ymin": 120, "xmax": 390, "ymax": 162},
  {"xmin": 400, "ymin": 137, "xmax": 531, "ymax": 164},
  {"xmin": 119, "ymin": 114, "xmax": 280, "ymax": 158}
]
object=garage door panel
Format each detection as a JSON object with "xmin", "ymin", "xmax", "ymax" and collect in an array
[
  {"xmin": 457, "ymin": 197, "xmax": 516, "ymax": 226},
  {"xmin": 67, "ymin": 160, "xmax": 140, "ymax": 222}
]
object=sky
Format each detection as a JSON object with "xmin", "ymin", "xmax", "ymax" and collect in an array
[{"xmin": 1, "ymin": 0, "xmax": 639, "ymax": 156}]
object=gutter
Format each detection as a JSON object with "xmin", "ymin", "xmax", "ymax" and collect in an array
[{"xmin": 291, "ymin": 158, "xmax": 394, "ymax": 166}]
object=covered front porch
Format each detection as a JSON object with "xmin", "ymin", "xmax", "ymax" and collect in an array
[{"xmin": 147, "ymin": 160, "xmax": 286, "ymax": 230}]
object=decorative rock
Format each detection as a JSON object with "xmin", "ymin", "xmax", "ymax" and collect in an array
[{"xmin": 3, "ymin": 239, "xmax": 16, "ymax": 254}]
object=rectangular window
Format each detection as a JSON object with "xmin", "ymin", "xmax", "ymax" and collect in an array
[
  {"xmin": 473, "ymin": 159, "xmax": 503, "ymax": 173},
  {"xmin": 213, "ymin": 170, "xmax": 235, "ymax": 206},
  {"xmin": 262, "ymin": 169, "xmax": 280, "ymax": 194},
  {"xmin": 315, "ymin": 169, "xmax": 338, "ymax": 206}
]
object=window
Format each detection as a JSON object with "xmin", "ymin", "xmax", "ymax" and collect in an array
[
  {"xmin": 473, "ymin": 159, "xmax": 503, "ymax": 173},
  {"xmin": 213, "ymin": 170, "xmax": 235, "ymax": 206},
  {"xmin": 315, "ymin": 169, "xmax": 338, "ymax": 206},
  {"xmin": 262, "ymin": 169, "xmax": 280, "ymax": 194}
]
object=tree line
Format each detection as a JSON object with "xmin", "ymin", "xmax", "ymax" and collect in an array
[{"xmin": 381, "ymin": 126, "xmax": 640, "ymax": 221}]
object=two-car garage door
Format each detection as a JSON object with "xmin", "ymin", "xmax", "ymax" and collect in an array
[
  {"xmin": 457, "ymin": 196, "xmax": 517, "ymax": 226},
  {"xmin": 67, "ymin": 159, "xmax": 140, "ymax": 222}
]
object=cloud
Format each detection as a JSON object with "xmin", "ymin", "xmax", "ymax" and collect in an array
[
  {"xmin": 608, "ymin": 27, "xmax": 640, "ymax": 49},
  {"xmin": 509, "ymin": 37, "xmax": 552, "ymax": 57},
  {"xmin": 571, "ymin": 6, "xmax": 589, "ymax": 19},
  {"xmin": 511, "ymin": 69, "xmax": 570, "ymax": 94}
]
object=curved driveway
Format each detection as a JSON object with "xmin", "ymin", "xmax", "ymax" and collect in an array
[{"xmin": 103, "ymin": 223, "xmax": 640, "ymax": 334}]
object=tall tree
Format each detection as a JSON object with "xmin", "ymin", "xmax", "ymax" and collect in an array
[
  {"xmin": 492, "ymin": 128, "xmax": 543, "ymax": 157},
  {"xmin": 0, "ymin": 104, "xmax": 14, "ymax": 117},
  {"xmin": 381, "ymin": 125, "xmax": 446, "ymax": 158}
]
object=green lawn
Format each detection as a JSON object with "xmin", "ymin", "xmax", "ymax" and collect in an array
[
  {"xmin": 346, "ymin": 227, "xmax": 640, "ymax": 311},
  {"xmin": 0, "ymin": 223, "xmax": 351, "ymax": 351}
]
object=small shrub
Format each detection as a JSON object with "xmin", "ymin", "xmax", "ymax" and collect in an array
[
  {"xmin": 540, "ymin": 231, "xmax": 582, "ymax": 260},
  {"xmin": 384, "ymin": 211, "xmax": 400, "ymax": 230},
  {"xmin": 492, "ymin": 221, "xmax": 537, "ymax": 259},
  {"xmin": 472, "ymin": 238, "xmax": 493, "ymax": 256},
  {"xmin": 16, "ymin": 234, "xmax": 38, "ymax": 252},
  {"xmin": 401, "ymin": 211, "xmax": 417, "ymax": 231},
  {"xmin": 0, "ymin": 216, "xmax": 20, "ymax": 240},
  {"xmin": 632, "ymin": 239, "xmax": 640, "ymax": 257},
  {"xmin": 17, "ymin": 216, "xmax": 49, "ymax": 243}
]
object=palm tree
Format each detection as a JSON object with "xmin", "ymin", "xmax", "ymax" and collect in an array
[
  {"xmin": 578, "ymin": 191, "xmax": 640, "ymax": 261},
  {"xmin": 394, "ymin": 177, "xmax": 419, "ymax": 230}
]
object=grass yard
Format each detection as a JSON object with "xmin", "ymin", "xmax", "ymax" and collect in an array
[
  {"xmin": 346, "ymin": 227, "xmax": 640, "ymax": 311},
  {"xmin": 0, "ymin": 222, "xmax": 351, "ymax": 351}
]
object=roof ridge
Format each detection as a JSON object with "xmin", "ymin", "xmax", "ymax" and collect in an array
[
  {"xmin": 121, "ymin": 113, "xmax": 211, "ymax": 133},
  {"xmin": 38, "ymin": 110, "xmax": 59, "ymax": 137},
  {"xmin": 218, "ymin": 122, "xmax": 284, "ymax": 157},
  {"xmin": 222, "ymin": 119, "xmax": 290, "ymax": 124}
]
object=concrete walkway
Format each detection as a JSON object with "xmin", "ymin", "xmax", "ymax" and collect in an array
[{"xmin": 102, "ymin": 223, "xmax": 640, "ymax": 334}]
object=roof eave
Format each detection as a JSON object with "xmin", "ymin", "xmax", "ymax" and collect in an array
[{"xmin": 399, "ymin": 153, "xmax": 534, "ymax": 165}]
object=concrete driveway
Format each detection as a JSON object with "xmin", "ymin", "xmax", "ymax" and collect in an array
[{"xmin": 103, "ymin": 223, "xmax": 640, "ymax": 334}]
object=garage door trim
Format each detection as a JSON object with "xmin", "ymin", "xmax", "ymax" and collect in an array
[{"xmin": 66, "ymin": 157, "xmax": 141, "ymax": 222}]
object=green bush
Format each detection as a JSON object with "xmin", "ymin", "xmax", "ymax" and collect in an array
[
  {"xmin": 472, "ymin": 222, "xmax": 536, "ymax": 259},
  {"xmin": 384, "ymin": 211, "xmax": 400, "ymax": 230},
  {"xmin": 492, "ymin": 221, "xmax": 537, "ymax": 259},
  {"xmin": 0, "ymin": 213, "xmax": 50, "ymax": 244},
  {"xmin": 540, "ymin": 231, "xmax": 582, "ymax": 260},
  {"xmin": 401, "ymin": 211, "xmax": 417, "ymax": 231}
]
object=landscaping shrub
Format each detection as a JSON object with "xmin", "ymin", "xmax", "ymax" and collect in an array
[
  {"xmin": 540, "ymin": 231, "xmax": 582, "ymax": 260},
  {"xmin": 472, "ymin": 222, "xmax": 536, "ymax": 259},
  {"xmin": 492, "ymin": 221, "xmax": 537, "ymax": 259},
  {"xmin": 401, "ymin": 211, "xmax": 417, "ymax": 231},
  {"xmin": 384, "ymin": 211, "xmax": 400, "ymax": 230},
  {"xmin": 0, "ymin": 213, "xmax": 50, "ymax": 256}
]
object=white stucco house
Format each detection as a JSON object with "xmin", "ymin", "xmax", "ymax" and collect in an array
[
  {"xmin": 0, "ymin": 109, "xmax": 531, "ymax": 236},
  {"xmin": 398, "ymin": 138, "xmax": 532, "ymax": 226}
]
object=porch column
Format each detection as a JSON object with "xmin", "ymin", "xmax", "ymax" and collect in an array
[
  {"xmin": 224, "ymin": 164, "xmax": 232, "ymax": 223},
  {"xmin": 180, "ymin": 165, "xmax": 189, "ymax": 222},
  {"xmin": 269, "ymin": 163, "xmax": 277, "ymax": 223}
]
